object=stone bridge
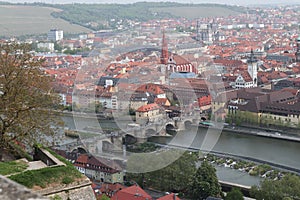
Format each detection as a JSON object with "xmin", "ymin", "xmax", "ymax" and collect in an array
[
  {"xmin": 123, "ymin": 114, "xmax": 201, "ymax": 141},
  {"xmin": 58, "ymin": 114, "xmax": 203, "ymax": 154}
]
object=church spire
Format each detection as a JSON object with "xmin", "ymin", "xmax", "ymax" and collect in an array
[
  {"xmin": 248, "ymin": 48, "xmax": 257, "ymax": 63},
  {"xmin": 161, "ymin": 29, "xmax": 168, "ymax": 65}
]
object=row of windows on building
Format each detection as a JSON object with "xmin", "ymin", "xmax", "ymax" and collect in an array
[{"xmin": 76, "ymin": 162, "xmax": 112, "ymax": 172}]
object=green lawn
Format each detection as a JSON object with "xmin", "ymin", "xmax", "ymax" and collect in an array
[
  {"xmin": 9, "ymin": 165, "xmax": 82, "ymax": 188},
  {"xmin": 0, "ymin": 5, "xmax": 91, "ymax": 36},
  {"xmin": 0, "ymin": 161, "xmax": 28, "ymax": 175},
  {"xmin": 8, "ymin": 149, "xmax": 83, "ymax": 188}
]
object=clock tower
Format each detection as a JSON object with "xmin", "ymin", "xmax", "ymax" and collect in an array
[{"xmin": 247, "ymin": 49, "xmax": 258, "ymax": 87}]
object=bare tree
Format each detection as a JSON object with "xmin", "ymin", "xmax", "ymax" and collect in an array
[{"xmin": 0, "ymin": 42, "xmax": 61, "ymax": 160}]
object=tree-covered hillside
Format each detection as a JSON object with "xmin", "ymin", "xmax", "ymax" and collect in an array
[
  {"xmin": 0, "ymin": 2, "xmax": 246, "ymax": 33},
  {"xmin": 48, "ymin": 2, "xmax": 245, "ymax": 30}
]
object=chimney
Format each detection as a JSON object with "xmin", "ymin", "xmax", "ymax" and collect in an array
[{"xmin": 173, "ymin": 193, "xmax": 176, "ymax": 200}]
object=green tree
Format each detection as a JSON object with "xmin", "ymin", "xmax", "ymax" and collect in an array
[
  {"xmin": 95, "ymin": 102, "xmax": 103, "ymax": 113},
  {"xmin": 0, "ymin": 43, "xmax": 61, "ymax": 160},
  {"xmin": 188, "ymin": 161, "xmax": 221, "ymax": 200},
  {"xmin": 250, "ymin": 174, "xmax": 300, "ymax": 200},
  {"xmin": 225, "ymin": 188, "xmax": 244, "ymax": 200},
  {"xmin": 126, "ymin": 151, "xmax": 197, "ymax": 193},
  {"xmin": 54, "ymin": 42, "xmax": 62, "ymax": 52},
  {"xmin": 100, "ymin": 194, "xmax": 110, "ymax": 200}
]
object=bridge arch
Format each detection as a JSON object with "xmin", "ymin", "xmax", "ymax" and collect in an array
[
  {"xmin": 145, "ymin": 128, "xmax": 157, "ymax": 137},
  {"xmin": 184, "ymin": 120, "xmax": 193, "ymax": 129},
  {"xmin": 71, "ymin": 146, "xmax": 88, "ymax": 154},
  {"xmin": 123, "ymin": 134, "xmax": 137, "ymax": 144},
  {"xmin": 166, "ymin": 123, "xmax": 176, "ymax": 135},
  {"xmin": 166, "ymin": 123, "xmax": 176, "ymax": 130},
  {"xmin": 201, "ymin": 116, "xmax": 207, "ymax": 121}
]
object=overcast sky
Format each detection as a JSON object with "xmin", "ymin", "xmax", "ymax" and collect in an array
[{"xmin": 3, "ymin": 0, "xmax": 300, "ymax": 6}]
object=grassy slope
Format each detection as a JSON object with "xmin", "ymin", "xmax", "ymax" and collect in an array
[
  {"xmin": 0, "ymin": 161, "xmax": 28, "ymax": 175},
  {"xmin": 0, "ymin": 5, "xmax": 91, "ymax": 36},
  {"xmin": 151, "ymin": 6, "xmax": 243, "ymax": 19},
  {"xmin": 8, "ymin": 149, "xmax": 83, "ymax": 189}
]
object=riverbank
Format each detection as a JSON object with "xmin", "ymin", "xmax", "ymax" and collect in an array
[
  {"xmin": 197, "ymin": 123, "xmax": 300, "ymax": 143},
  {"xmin": 59, "ymin": 111, "xmax": 109, "ymax": 119},
  {"xmin": 150, "ymin": 142, "xmax": 300, "ymax": 176},
  {"xmin": 205, "ymin": 154, "xmax": 288, "ymax": 180}
]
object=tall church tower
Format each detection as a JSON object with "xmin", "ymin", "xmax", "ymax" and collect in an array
[
  {"xmin": 160, "ymin": 30, "xmax": 168, "ymax": 65},
  {"xmin": 296, "ymin": 35, "xmax": 300, "ymax": 62},
  {"xmin": 247, "ymin": 49, "xmax": 258, "ymax": 87}
]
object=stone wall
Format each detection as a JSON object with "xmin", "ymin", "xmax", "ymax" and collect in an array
[
  {"xmin": 33, "ymin": 148, "xmax": 65, "ymax": 167},
  {"xmin": 0, "ymin": 175, "xmax": 48, "ymax": 200},
  {"xmin": 37, "ymin": 178, "xmax": 96, "ymax": 200},
  {"xmin": 46, "ymin": 184, "xmax": 96, "ymax": 200}
]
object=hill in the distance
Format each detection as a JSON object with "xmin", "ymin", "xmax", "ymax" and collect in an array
[
  {"xmin": 0, "ymin": 5, "xmax": 91, "ymax": 37},
  {"xmin": 50, "ymin": 2, "xmax": 245, "ymax": 30},
  {"xmin": 0, "ymin": 2, "xmax": 246, "ymax": 37},
  {"xmin": 151, "ymin": 5, "xmax": 243, "ymax": 19}
]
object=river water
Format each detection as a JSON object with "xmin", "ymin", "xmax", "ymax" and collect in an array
[
  {"xmin": 149, "ymin": 128, "xmax": 300, "ymax": 170},
  {"xmin": 61, "ymin": 115, "xmax": 300, "ymax": 186}
]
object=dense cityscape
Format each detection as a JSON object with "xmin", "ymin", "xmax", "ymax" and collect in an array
[{"xmin": 1, "ymin": 1, "xmax": 300, "ymax": 200}]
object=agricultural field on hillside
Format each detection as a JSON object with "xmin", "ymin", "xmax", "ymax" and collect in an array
[
  {"xmin": 151, "ymin": 5, "xmax": 244, "ymax": 19},
  {"xmin": 0, "ymin": 5, "xmax": 91, "ymax": 36}
]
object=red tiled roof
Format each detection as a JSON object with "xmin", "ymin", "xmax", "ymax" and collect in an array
[
  {"xmin": 240, "ymin": 71, "xmax": 253, "ymax": 82},
  {"xmin": 99, "ymin": 183, "xmax": 125, "ymax": 193},
  {"xmin": 157, "ymin": 193, "xmax": 181, "ymax": 200},
  {"xmin": 76, "ymin": 154, "xmax": 88, "ymax": 164},
  {"xmin": 75, "ymin": 154, "xmax": 121, "ymax": 174},
  {"xmin": 137, "ymin": 103, "xmax": 160, "ymax": 112},
  {"xmin": 154, "ymin": 98, "xmax": 169, "ymax": 106},
  {"xmin": 111, "ymin": 185, "xmax": 152, "ymax": 200},
  {"xmin": 260, "ymin": 76, "xmax": 269, "ymax": 84},
  {"xmin": 214, "ymin": 59, "xmax": 243, "ymax": 67},
  {"xmin": 172, "ymin": 54, "xmax": 191, "ymax": 65},
  {"xmin": 136, "ymin": 84, "xmax": 165, "ymax": 95},
  {"xmin": 281, "ymin": 88, "xmax": 299, "ymax": 96}
]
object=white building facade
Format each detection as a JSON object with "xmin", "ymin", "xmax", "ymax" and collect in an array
[{"xmin": 47, "ymin": 29, "xmax": 63, "ymax": 41}]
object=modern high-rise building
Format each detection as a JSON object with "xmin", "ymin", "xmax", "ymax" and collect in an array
[
  {"xmin": 47, "ymin": 29, "xmax": 63, "ymax": 41},
  {"xmin": 196, "ymin": 22, "xmax": 218, "ymax": 43}
]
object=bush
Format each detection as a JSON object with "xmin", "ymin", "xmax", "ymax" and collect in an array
[
  {"xmin": 249, "ymin": 168, "xmax": 259, "ymax": 176},
  {"xmin": 62, "ymin": 176, "xmax": 74, "ymax": 184},
  {"xmin": 225, "ymin": 188, "xmax": 243, "ymax": 200},
  {"xmin": 50, "ymin": 195, "xmax": 63, "ymax": 200}
]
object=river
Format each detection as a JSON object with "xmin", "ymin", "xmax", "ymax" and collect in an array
[
  {"xmin": 61, "ymin": 115, "xmax": 300, "ymax": 186},
  {"xmin": 148, "ymin": 128, "xmax": 300, "ymax": 171}
]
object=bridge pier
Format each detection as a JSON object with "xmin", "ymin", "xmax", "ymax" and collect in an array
[
  {"xmin": 136, "ymin": 137, "xmax": 148, "ymax": 143},
  {"xmin": 175, "ymin": 120, "xmax": 186, "ymax": 131},
  {"xmin": 154, "ymin": 124, "xmax": 162, "ymax": 132},
  {"xmin": 192, "ymin": 118, "xmax": 200, "ymax": 125}
]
